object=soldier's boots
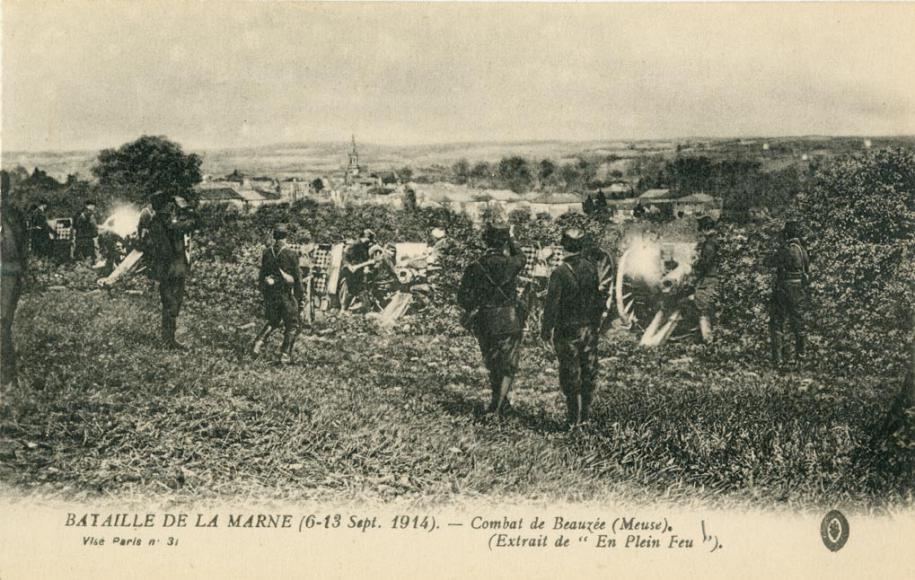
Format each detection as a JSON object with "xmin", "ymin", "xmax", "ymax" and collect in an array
[
  {"xmin": 485, "ymin": 376, "xmax": 514, "ymax": 416},
  {"xmin": 565, "ymin": 394, "xmax": 582, "ymax": 429},
  {"xmin": 580, "ymin": 392, "xmax": 593, "ymax": 424},
  {"xmin": 162, "ymin": 316, "xmax": 186, "ymax": 350},
  {"xmin": 280, "ymin": 330, "xmax": 296, "ymax": 364},
  {"xmin": 770, "ymin": 339, "xmax": 785, "ymax": 368},
  {"xmin": 251, "ymin": 325, "xmax": 274, "ymax": 356}
]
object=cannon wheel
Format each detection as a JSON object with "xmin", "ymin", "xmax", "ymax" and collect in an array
[
  {"xmin": 615, "ymin": 248, "xmax": 656, "ymax": 330},
  {"xmin": 518, "ymin": 277, "xmax": 549, "ymax": 348}
]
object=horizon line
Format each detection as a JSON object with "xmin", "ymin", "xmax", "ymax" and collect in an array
[{"xmin": 3, "ymin": 133, "xmax": 914, "ymax": 157}]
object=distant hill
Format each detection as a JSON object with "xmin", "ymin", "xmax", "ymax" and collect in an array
[{"xmin": 4, "ymin": 136, "xmax": 912, "ymax": 182}]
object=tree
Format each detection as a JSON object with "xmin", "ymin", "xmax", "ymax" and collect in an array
[
  {"xmin": 92, "ymin": 135, "xmax": 203, "ymax": 204},
  {"xmin": 398, "ymin": 166, "xmax": 414, "ymax": 183},
  {"xmin": 311, "ymin": 178, "xmax": 325, "ymax": 193},
  {"xmin": 452, "ymin": 159, "xmax": 471, "ymax": 185},
  {"xmin": 539, "ymin": 159, "xmax": 556, "ymax": 182},
  {"xmin": 497, "ymin": 156, "xmax": 533, "ymax": 193},
  {"xmin": 560, "ymin": 163, "xmax": 583, "ymax": 191},
  {"xmin": 668, "ymin": 156, "xmax": 714, "ymax": 195}
]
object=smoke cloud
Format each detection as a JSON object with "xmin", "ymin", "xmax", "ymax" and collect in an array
[{"xmin": 99, "ymin": 204, "xmax": 141, "ymax": 238}]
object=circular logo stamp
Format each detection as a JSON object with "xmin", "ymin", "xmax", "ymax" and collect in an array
[{"xmin": 820, "ymin": 510, "xmax": 849, "ymax": 552}]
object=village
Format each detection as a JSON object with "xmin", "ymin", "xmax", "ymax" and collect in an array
[{"xmin": 193, "ymin": 136, "xmax": 722, "ymax": 224}]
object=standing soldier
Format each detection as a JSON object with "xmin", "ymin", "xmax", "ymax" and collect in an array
[
  {"xmin": 541, "ymin": 229, "xmax": 604, "ymax": 427},
  {"xmin": 1, "ymin": 170, "xmax": 28, "ymax": 388},
  {"xmin": 145, "ymin": 193, "xmax": 197, "ymax": 350},
  {"xmin": 458, "ymin": 224, "xmax": 527, "ymax": 416},
  {"xmin": 251, "ymin": 225, "xmax": 305, "ymax": 364},
  {"xmin": 341, "ymin": 229, "xmax": 375, "ymax": 310},
  {"xmin": 768, "ymin": 220, "xmax": 810, "ymax": 368},
  {"xmin": 73, "ymin": 200, "xmax": 99, "ymax": 263},
  {"xmin": 692, "ymin": 216, "xmax": 719, "ymax": 343},
  {"xmin": 28, "ymin": 199, "xmax": 54, "ymax": 258}
]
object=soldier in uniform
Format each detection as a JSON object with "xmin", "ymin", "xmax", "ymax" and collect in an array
[
  {"xmin": 73, "ymin": 200, "xmax": 99, "ymax": 263},
  {"xmin": 768, "ymin": 220, "xmax": 810, "ymax": 367},
  {"xmin": 251, "ymin": 224, "xmax": 305, "ymax": 364},
  {"xmin": 1, "ymin": 170, "xmax": 28, "ymax": 388},
  {"xmin": 144, "ymin": 193, "xmax": 197, "ymax": 350},
  {"xmin": 692, "ymin": 216, "xmax": 719, "ymax": 343},
  {"xmin": 341, "ymin": 229, "xmax": 376, "ymax": 310},
  {"xmin": 541, "ymin": 229, "xmax": 605, "ymax": 427},
  {"xmin": 28, "ymin": 199, "xmax": 54, "ymax": 258},
  {"xmin": 457, "ymin": 224, "xmax": 527, "ymax": 415}
]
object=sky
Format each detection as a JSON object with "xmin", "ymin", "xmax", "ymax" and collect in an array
[{"xmin": 2, "ymin": 1, "xmax": 914, "ymax": 152}]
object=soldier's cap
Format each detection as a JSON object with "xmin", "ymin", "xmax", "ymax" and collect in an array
[
  {"xmin": 273, "ymin": 224, "xmax": 289, "ymax": 239},
  {"xmin": 483, "ymin": 223, "xmax": 510, "ymax": 247},
  {"xmin": 84, "ymin": 199, "xmax": 97, "ymax": 207},
  {"xmin": 38, "ymin": 198, "xmax": 49, "ymax": 206},
  {"xmin": 697, "ymin": 216, "xmax": 717, "ymax": 231},
  {"xmin": 561, "ymin": 228, "xmax": 585, "ymax": 252}
]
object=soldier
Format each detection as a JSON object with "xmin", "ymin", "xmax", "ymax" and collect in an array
[
  {"xmin": 73, "ymin": 200, "xmax": 99, "ymax": 263},
  {"xmin": 144, "ymin": 193, "xmax": 197, "ymax": 349},
  {"xmin": 27, "ymin": 199, "xmax": 54, "ymax": 257},
  {"xmin": 541, "ymin": 229, "xmax": 604, "ymax": 427},
  {"xmin": 251, "ymin": 225, "xmax": 305, "ymax": 364},
  {"xmin": 768, "ymin": 220, "xmax": 810, "ymax": 367},
  {"xmin": 692, "ymin": 216, "xmax": 719, "ymax": 343},
  {"xmin": 457, "ymin": 224, "xmax": 527, "ymax": 415},
  {"xmin": 341, "ymin": 229, "xmax": 376, "ymax": 310},
  {"xmin": 1, "ymin": 170, "xmax": 28, "ymax": 388}
]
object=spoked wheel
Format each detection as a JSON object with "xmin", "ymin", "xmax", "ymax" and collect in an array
[
  {"xmin": 615, "ymin": 248, "xmax": 661, "ymax": 331},
  {"xmin": 519, "ymin": 278, "xmax": 549, "ymax": 348}
]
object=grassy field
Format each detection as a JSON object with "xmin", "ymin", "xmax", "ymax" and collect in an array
[{"xmin": 1, "ymin": 282, "xmax": 911, "ymax": 511}]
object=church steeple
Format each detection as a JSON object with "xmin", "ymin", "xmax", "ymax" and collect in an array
[{"xmin": 348, "ymin": 134, "xmax": 360, "ymax": 175}]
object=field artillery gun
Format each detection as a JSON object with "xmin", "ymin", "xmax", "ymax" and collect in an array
[
  {"xmin": 292, "ymin": 240, "xmax": 441, "ymax": 326},
  {"xmin": 614, "ymin": 236, "xmax": 701, "ymax": 346},
  {"xmin": 517, "ymin": 223, "xmax": 702, "ymax": 348}
]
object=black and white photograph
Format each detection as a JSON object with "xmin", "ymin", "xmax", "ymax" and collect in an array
[{"xmin": 0, "ymin": 1, "xmax": 913, "ymax": 578}]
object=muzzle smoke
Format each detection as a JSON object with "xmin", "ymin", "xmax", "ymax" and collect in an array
[{"xmin": 99, "ymin": 204, "xmax": 141, "ymax": 238}]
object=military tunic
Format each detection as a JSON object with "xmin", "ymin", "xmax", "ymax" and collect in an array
[
  {"xmin": 541, "ymin": 254, "xmax": 604, "ymax": 421},
  {"xmin": 1, "ymin": 196, "xmax": 27, "ymax": 385},
  {"xmin": 259, "ymin": 241, "xmax": 304, "ymax": 332},
  {"xmin": 28, "ymin": 207, "xmax": 53, "ymax": 257},
  {"xmin": 768, "ymin": 237, "xmax": 810, "ymax": 362},
  {"xmin": 457, "ymin": 239, "xmax": 527, "ymax": 389},
  {"xmin": 145, "ymin": 209, "xmax": 195, "ymax": 345},
  {"xmin": 73, "ymin": 209, "xmax": 98, "ymax": 262}
]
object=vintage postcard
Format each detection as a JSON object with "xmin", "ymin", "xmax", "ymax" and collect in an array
[{"xmin": 1, "ymin": 1, "xmax": 913, "ymax": 578}]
